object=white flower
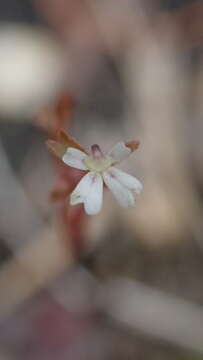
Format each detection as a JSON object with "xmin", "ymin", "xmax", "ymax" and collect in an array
[{"xmin": 62, "ymin": 141, "xmax": 143, "ymax": 215}]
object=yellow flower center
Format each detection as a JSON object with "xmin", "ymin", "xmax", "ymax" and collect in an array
[{"xmin": 84, "ymin": 155, "xmax": 112, "ymax": 172}]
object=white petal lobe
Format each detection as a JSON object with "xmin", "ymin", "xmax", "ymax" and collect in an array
[
  {"xmin": 62, "ymin": 147, "xmax": 87, "ymax": 170},
  {"xmin": 109, "ymin": 167, "xmax": 143, "ymax": 193},
  {"xmin": 70, "ymin": 172, "xmax": 103, "ymax": 215},
  {"xmin": 84, "ymin": 173, "xmax": 103, "ymax": 215},
  {"xmin": 70, "ymin": 173, "xmax": 90, "ymax": 205},
  {"xmin": 103, "ymin": 170, "xmax": 135, "ymax": 208},
  {"xmin": 108, "ymin": 142, "xmax": 131, "ymax": 163}
]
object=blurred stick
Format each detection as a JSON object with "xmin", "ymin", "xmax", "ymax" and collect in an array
[
  {"xmin": 0, "ymin": 353, "xmax": 14, "ymax": 360},
  {"xmin": 0, "ymin": 142, "xmax": 44, "ymax": 249},
  {"xmin": 0, "ymin": 125, "xmax": 74, "ymax": 320},
  {"xmin": 172, "ymin": 0, "xmax": 203, "ymax": 49},
  {"xmin": 0, "ymin": 225, "xmax": 73, "ymax": 320},
  {"xmin": 102, "ymin": 278, "xmax": 203, "ymax": 354},
  {"xmin": 87, "ymin": 0, "xmax": 203, "ymax": 55},
  {"xmin": 122, "ymin": 15, "xmax": 203, "ymax": 246}
]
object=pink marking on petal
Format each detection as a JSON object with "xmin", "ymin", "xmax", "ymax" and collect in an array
[
  {"xmin": 91, "ymin": 144, "xmax": 103, "ymax": 158},
  {"xmin": 109, "ymin": 171, "xmax": 116, "ymax": 179},
  {"xmin": 91, "ymin": 175, "xmax": 97, "ymax": 183}
]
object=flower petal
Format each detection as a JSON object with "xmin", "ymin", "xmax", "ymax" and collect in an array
[
  {"xmin": 62, "ymin": 147, "xmax": 87, "ymax": 170},
  {"xmin": 103, "ymin": 170, "xmax": 135, "ymax": 208},
  {"xmin": 84, "ymin": 174, "xmax": 103, "ymax": 215},
  {"xmin": 109, "ymin": 167, "xmax": 143, "ymax": 194},
  {"xmin": 70, "ymin": 172, "xmax": 103, "ymax": 215},
  {"xmin": 108, "ymin": 142, "xmax": 131, "ymax": 163}
]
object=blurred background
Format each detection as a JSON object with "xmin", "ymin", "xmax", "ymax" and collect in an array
[{"xmin": 0, "ymin": 0, "xmax": 203, "ymax": 359}]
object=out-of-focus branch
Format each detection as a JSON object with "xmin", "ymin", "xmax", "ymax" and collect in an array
[
  {"xmin": 172, "ymin": 0, "xmax": 203, "ymax": 49},
  {"xmin": 122, "ymin": 13, "xmax": 203, "ymax": 246},
  {"xmin": 0, "ymin": 142, "xmax": 44, "ymax": 250},
  {"xmin": 0, "ymin": 352, "xmax": 14, "ymax": 360},
  {"xmin": 86, "ymin": 0, "xmax": 203, "ymax": 56},
  {"xmin": 102, "ymin": 278, "xmax": 203, "ymax": 354},
  {"xmin": 0, "ymin": 225, "xmax": 73, "ymax": 320}
]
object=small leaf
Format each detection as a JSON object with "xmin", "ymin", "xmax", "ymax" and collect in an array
[
  {"xmin": 46, "ymin": 140, "xmax": 67, "ymax": 158},
  {"xmin": 125, "ymin": 140, "xmax": 140, "ymax": 152},
  {"xmin": 58, "ymin": 130, "xmax": 88, "ymax": 154}
]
